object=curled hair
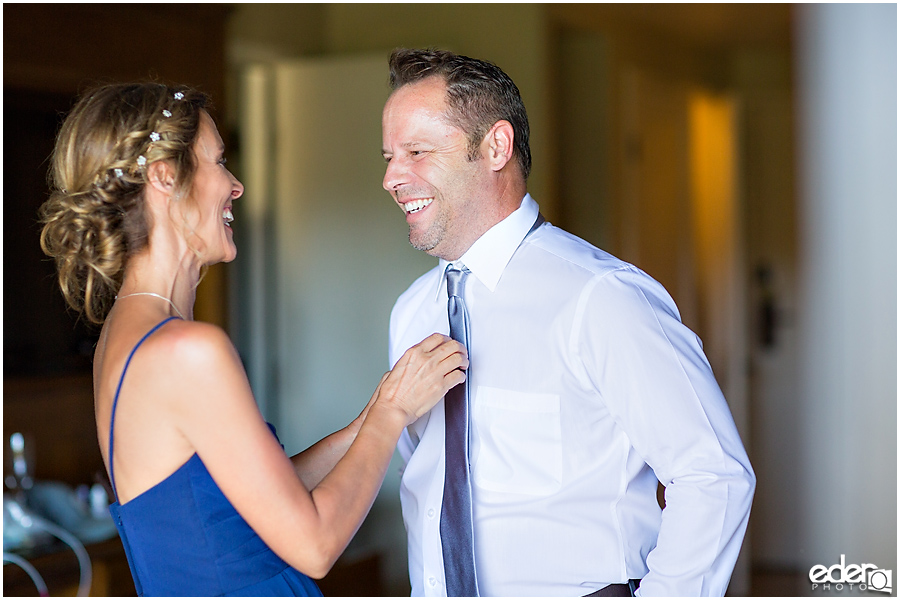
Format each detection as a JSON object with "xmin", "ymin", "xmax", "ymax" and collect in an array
[
  {"xmin": 388, "ymin": 48, "xmax": 531, "ymax": 179},
  {"xmin": 39, "ymin": 83, "xmax": 208, "ymax": 324}
]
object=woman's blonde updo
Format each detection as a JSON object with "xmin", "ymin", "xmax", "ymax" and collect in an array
[{"xmin": 39, "ymin": 83, "xmax": 209, "ymax": 324}]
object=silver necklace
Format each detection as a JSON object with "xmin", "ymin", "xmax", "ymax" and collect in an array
[{"xmin": 116, "ymin": 292, "xmax": 186, "ymax": 320}]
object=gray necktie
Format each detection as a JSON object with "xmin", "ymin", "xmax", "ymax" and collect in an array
[{"xmin": 441, "ymin": 264, "xmax": 479, "ymax": 597}]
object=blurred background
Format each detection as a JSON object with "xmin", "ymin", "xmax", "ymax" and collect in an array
[{"xmin": 3, "ymin": 3, "xmax": 895, "ymax": 596}]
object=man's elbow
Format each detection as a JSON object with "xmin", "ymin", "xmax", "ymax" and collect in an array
[
  {"xmin": 743, "ymin": 458, "xmax": 757, "ymax": 493},
  {"xmin": 736, "ymin": 458, "xmax": 757, "ymax": 511}
]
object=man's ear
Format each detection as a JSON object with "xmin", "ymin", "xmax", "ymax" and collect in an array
[
  {"xmin": 146, "ymin": 160, "xmax": 175, "ymax": 195},
  {"xmin": 484, "ymin": 120, "xmax": 515, "ymax": 172}
]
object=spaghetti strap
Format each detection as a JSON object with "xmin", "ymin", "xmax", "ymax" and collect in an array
[
  {"xmin": 102, "ymin": 315, "xmax": 322, "ymax": 596},
  {"xmin": 108, "ymin": 316, "xmax": 181, "ymax": 502}
]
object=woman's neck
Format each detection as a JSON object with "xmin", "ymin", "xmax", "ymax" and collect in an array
[{"xmin": 118, "ymin": 244, "xmax": 201, "ymax": 321}]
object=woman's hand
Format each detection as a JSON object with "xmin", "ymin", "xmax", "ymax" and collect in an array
[
  {"xmin": 297, "ymin": 335, "xmax": 463, "ymax": 490},
  {"xmin": 376, "ymin": 333, "xmax": 467, "ymax": 424}
]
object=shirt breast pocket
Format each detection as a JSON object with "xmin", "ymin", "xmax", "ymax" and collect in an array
[{"xmin": 471, "ymin": 387, "xmax": 562, "ymax": 496}]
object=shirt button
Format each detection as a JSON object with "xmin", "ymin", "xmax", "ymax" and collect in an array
[
  {"xmin": 427, "ymin": 508, "xmax": 436, "ymax": 519},
  {"xmin": 428, "ymin": 576, "xmax": 437, "ymax": 587}
]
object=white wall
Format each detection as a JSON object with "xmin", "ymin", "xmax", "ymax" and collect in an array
[{"xmin": 795, "ymin": 2, "xmax": 897, "ymax": 574}]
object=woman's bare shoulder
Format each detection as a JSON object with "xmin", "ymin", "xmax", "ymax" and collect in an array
[
  {"xmin": 149, "ymin": 319, "xmax": 237, "ymax": 364},
  {"xmin": 143, "ymin": 320, "xmax": 254, "ymax": 418}
]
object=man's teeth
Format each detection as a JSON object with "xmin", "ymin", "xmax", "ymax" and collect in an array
[
  {"xmin": 223, "ymin": 207, "xmax": 234, "ymax": 225},
  {"xmin": 404, "ymin": 198, "xmax": 433, "ymax": 214}
]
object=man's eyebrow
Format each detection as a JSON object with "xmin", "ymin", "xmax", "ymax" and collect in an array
[{"xmin": 382, "ymin": 141, "xmax": 426, "ymax": 155}]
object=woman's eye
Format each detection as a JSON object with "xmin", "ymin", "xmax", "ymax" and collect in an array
[{"xmin": 218, "ymin": 157, "xmax": 228, "ymax": 166}]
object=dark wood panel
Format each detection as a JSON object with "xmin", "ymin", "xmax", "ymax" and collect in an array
[
  {"xmin": 3, "ymin": 374, "xmax": 103, "ymax": 487},
  {"xmin": 3, "ymin": 3, "xmax": 232, "ymax": 381},
  {"xmin": 3, "ymin": 4, "xmax": 230, "ymax": 118}
]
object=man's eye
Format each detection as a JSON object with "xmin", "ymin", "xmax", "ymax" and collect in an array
[{"xmin": 218, "ymin": 157, "xmax": 228, "ymax": 166}]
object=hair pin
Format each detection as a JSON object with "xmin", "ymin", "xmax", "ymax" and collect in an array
[
  {"xmin": 174, "ymin": 92, "xmax": 184, "ymax": 100},
  {"xmin": 162, "ymin": 109, "xmax": 172, "ymax": 118},
  {"xmin": 136, "ymin": 155, "xmax": 147, "ymax": 167},
  {"xmin": 150, "ymin": 132, "xmax": 161, "ymax": 142},
  {"xmin": 114, "ymin": 168, "xmax": 124, "ymax": 178}
]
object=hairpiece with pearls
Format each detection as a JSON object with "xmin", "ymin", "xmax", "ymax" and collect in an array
[{"xmin": 126, "ymin": 88, "xmax": 189, "ymax": 173}]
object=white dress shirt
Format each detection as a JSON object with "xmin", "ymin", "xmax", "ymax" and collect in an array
[{"xmin": 389, "ymin": 194, "xmax": 755, "ymax": 597}]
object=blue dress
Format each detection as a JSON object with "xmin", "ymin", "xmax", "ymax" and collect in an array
[{"xmin": 107, "ymin": 317, "xmax": 322, "ymax": 596}]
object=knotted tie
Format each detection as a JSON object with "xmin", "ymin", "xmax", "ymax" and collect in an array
[{"xmin": 441, "ymin": 264, "xmax": 479, "ymax": 596}]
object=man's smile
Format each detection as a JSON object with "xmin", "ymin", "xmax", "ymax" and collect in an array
[{"xmin": 402, "ymin": 198, "xmax": 434, "ymax": 214}]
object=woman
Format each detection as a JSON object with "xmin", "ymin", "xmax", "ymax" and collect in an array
[{"xmin": 39, "ymin": 83, "xmax": 466, "ymax": 596}]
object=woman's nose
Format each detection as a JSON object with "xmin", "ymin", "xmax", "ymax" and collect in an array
[{"xmin": 231, "ymin": 173, "xmax": 244, "ymax": 199}]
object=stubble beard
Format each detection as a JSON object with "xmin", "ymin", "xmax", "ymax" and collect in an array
[{"xmin": 408, "ymin": 211, "xmax": 447, "ymax": 256}]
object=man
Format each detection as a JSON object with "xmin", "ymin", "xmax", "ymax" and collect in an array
[{"xmin": 382, "ymin": 48, "xmax": 755, "ymax": 597}]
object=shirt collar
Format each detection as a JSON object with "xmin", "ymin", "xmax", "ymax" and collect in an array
[{"xmin": 435, "ymin": 193, "xmax": 539, "ymax": 300}]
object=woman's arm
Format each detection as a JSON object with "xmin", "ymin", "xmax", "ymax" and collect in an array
[
  {"xmin": 288, "ymin": 374, "xmax": 384, "ymax": 490},
  {"xmin": 164, "ymin": 323, "xmax": 463, "ymax": 578}
]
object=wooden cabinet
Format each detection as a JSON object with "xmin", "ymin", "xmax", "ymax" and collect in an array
[{"xmin": 3, "ymin": 538, "xmax": 136, "ymax": 597}]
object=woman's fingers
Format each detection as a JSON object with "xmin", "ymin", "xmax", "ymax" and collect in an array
[
  {"xmin": 379, "ymin": 334, "xmax": 468, "ymax": 423},
  {"xmin": 416, "ymin": 332, "xmax": 449, "ymax": 352},
  {"xmin": 443, "ymin": 364, "xmax": 467, "ymax": 390},
  {"xmin": 399, "ymin": 334, "xmax": 467, "ymax": 378},
  {"xmin": 440, "ymin": 343, "xmax": 469, "ymax": 374}
]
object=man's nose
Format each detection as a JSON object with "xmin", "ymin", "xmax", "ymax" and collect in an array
[{"xmin": 383, "ymin": 155, "xmax": 408, "ymax": 192}]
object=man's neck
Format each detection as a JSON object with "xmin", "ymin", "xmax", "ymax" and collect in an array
[{"xmin": 433, "ymin": 187, "xmax": 528, "ymax": 262}]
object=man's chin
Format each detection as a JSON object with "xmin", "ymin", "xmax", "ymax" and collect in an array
[
  {"xmin": 408, "ymin": 227, "xmax": 440, "ymax": 254},
  {"xmin": 409, "ymin": 235, "xmax": 438, "ymax": 255}
]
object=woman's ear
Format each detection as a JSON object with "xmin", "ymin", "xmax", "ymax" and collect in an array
[
  {"xmin": 484, "ymin": 120, "xmax": 515, "ymax": 172},
  {"xmin": 146, "ymin": 160, "xmax": 175, "ymax": 195}
]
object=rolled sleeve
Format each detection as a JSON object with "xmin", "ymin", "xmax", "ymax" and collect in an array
[{"xmin": 575, "ymin": 266, "xmax": 755, "ymax": 596}]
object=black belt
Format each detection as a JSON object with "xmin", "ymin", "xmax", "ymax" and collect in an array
[{"xmin": 585, "ymin": 579, "xmax": 641, "ymax": 597}]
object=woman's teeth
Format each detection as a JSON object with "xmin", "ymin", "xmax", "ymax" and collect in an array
[
  {"xmin": 223, "ymin": 207, "xmax": 234, "ymax": 226},
  {"xmin": 405, "ymin": 198, "xmax": 433, "ymax": 214}
]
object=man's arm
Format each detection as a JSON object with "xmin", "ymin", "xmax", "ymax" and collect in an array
[{"xmin": 576, "ymin": 266, "xmax": 755, "ymax": 596}]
